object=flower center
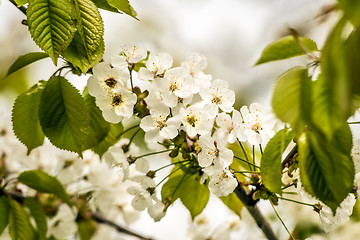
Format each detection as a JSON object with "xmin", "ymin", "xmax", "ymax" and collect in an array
[
  {"xmin": 0, "ymin": 128, "xmax": 6, "ymax": 136},
  {"xmin": 111, "ymin": 94, "xmax": 123, "ymax": 106},
  {"xmin": 156, "ymin": 116, "xmax": 167, "ymax": 129},
  {"xmin": 211, "ymin": 96, "xmax": 222, "ymax": 104},
  {"xmin": 105, "ymin": 77, "xmax": 117, "ymax": 88},
  {"xmin": 186, "ymin": 114, "xmax": 198, "ymax": 127},
  {"xmin": 251, "ymin": 122, "xmax": 262, "ymax": 132},
  {"xmin": 169, "ymin": 81, "xmax": 179, "ymax": 92}
]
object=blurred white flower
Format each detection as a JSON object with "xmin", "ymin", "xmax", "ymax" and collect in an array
[
  {"xmin": 238, "ymin": 103, "xmax": 277, "ymax": 145},
  {"xmin": 182, "ymin": 53, "xmax": 212, "ymax": 91},
  {"xmin": 351, "ymin": 139, "xmax": 360, "ymax": 174},
  {"xmin": 147, "ymin": 200, "xmax": 166, "ymax": 222},
  {"xmin": 319, "ymin": 194, "xmax": 356, "ymax": 233},
  {"xmin": 120, "ymin": 43, "xmax": 147, "ymax": 63},
  {"xmin": 47, "ymin": 204, "xmax": 77, "ymax": 239}
]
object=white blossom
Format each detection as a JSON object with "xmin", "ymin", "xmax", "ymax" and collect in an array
[
  {"xmin": 158, "ymin": 67, "xmax": 194, "ymax": 107},
  {"xmin": 208, "ymin": 169, "xmax": 238, "ymax": 197},
  {"xmin": 238, "ymin": 103, "xmax": 277, "ymax": 145},
  {"xmin": 199, "ymin": 79, "xmax": 235, "ymax": 117},
  {"xmin": 87, "ymin": 62, "xmax": 129, "ymax": 97},
  {"xmin": 47, "ymin": 204, "xmax": 77, "ymax": 239},
  {"xmin": 216, "ymin": 110, "xmax": 242, "ymax": 143},
  {"xmin": 180, "ymin": 105, "xmax": 213, "ymax": 138},
  {"xmin": 140, "ymin": 102, "xmax": 180, "ymax": 142},
  {"xmin": 96, "ymin": 88, "xmax": 137, "ymax": 123},
  {"xmin": 138, "ymin": 52, "xmax": 173, "ymax": 81}
]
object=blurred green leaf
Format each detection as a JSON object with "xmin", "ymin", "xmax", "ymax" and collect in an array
[
  {"xmin": 78, "ymin": 219, "xmax": 96, "ymax": 240},
  {"xmin": 39, "ymin": 76, "xmax": 90, "ymax": 155},
  {"xmin": 298, "ymin": 131, "xmax": 354, "ymax": 214},
  {"xmin": 219, "ymin": 192, "xmax": 243, "ymax": 217},
  {"xmin": 5, "ymin": 52, "xmax": 49, "ymax": 78},
  {"xmin": 161, "ymin": 169, "xmax": 209, "ymax": 219},
  {"xmin": 24, "ymin": 198, "xmax": 47, "ymax": 240},
  {"xmin": 91, "ymin": 0, "xmax": 119, "ymax": 13},
  {"xmin": 337, "ymin": 0, "xmax": 360, "ymax": 27},
  {"xmin": 255, "ymin": 36, "xmax": 318, "ymax": 65},
  {"xmin": 9, "ymin": 199, "xmax": 35, "ymax": 240},
  {"xmin": 15, "ymin": 0, "xmax": 29, "ymax": 6},
  {"xmin": 261, "ymin": 129, "xmax": 293, "ymax": 194},
  {"xmin": 18, "ymin": 170, "xmax": 72, "ymax": 205},
  {"xmin": 271, "ymin": 67, "xmax": 311, "ymax": 136},
  {"xmin": 0, "ymin": 196, "xmax": 10, "ymax": 235},
  {"xmin": 12, "ymin": 82, "xmax": 46, "ymax": 154},
  {"xmin": 27, "ymin": 0, "xmax": 76, "ymax": 65}
]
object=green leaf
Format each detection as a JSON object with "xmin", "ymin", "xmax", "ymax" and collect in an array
[
  {"xmin": 5, "ymin": 52, "xmax": 49, "ymax": 78},
  {"xmin": 337, "ymin": 0, "xmax": 360, "ymax": 27},
  {"xmin": 255, "ymin": 36, "xmax": 318, "ymax": 65},
  {"xmin": 15, "ymin": 0, "xmax": 28, "ymax": 6},
  {"xmin": 39, "ymin": 76, "xmax": 90, "ymax": 154},
  {"xmin": 9, "ymin": 199, "xmax": 35, "ymax": 240},
  {"xmin": 18, "ymin": 170, "xmax": 72, "ymax": 205},
  {"xmin": 92, "ymin": 122, "xmax": 123, "ymax": 157},
  {"xmin": 91, "ymin": 0, "xmax": 119, "ymax": 13},
  {"xmin": 271, "ymin": 67, "xmax": 312, "ymax": 136},
  {"xmin": 77, "ymin": 219, "xmax": 96, "ymax": 240},
  {"xmin": 12, "ymin": 82, "xmax": 46, "ymax": 154},
  {"xmin": 298, "ymin": 131, "xmax": 354, "ymax": 213},
  {"xmin": 0, "ymin": 196, "xmax": 10, "ymax": 235},
  {"xmin": 260, "ymin": 129, "xmax": 293, "ymax": 194},
  {"xmin": 84, "ymin": 93, "xmax": 110, "ymax": 149},
  {"xmin": 73, "ymin": 0, "xmax": 104, "ymax": 53},
  {"xmin": 107, "ymin": 0, "xmax": 137, "ymax": 19},
  {"xmin": 27, "ymin": 0, "xmax": 76, "ymax": 64},
  {"xmin": 219, "ymin": 193, "xmax": 243, "ymax": 217},
  {"xmin": 24, "ymin": 198, "xmax": 47, "ymax": 240},
  {"xmin": 161, "ymin": 169, "xmax": 209, "ymax": 219},
  {"xmin": 63, "ymin": 33, "xmax": 104, "ymax": 73}
]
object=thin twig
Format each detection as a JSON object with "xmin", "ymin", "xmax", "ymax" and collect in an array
[
  {"xmin": 281, "ymin": 145, "xmax": 298, "ymax": 168},
  {"xmin": 91, "ymin": 212, "xmax": 154, "ymax": 240}
]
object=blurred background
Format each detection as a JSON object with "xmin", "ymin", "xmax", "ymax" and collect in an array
[{"xmin": 0, "ymin": 0, "xmax": 339, "ymax": 239}]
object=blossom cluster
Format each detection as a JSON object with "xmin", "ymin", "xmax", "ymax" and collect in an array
[{"xmin": 87, "ymin": 43, "xmax": 277, "ymax": 201}]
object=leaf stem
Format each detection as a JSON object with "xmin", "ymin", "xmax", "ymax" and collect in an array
[
  {"xmin": 238, "ymin": 140, "xmax": 252, "ymax": 171},
  {"xmin": 252, "ymin": 145, "xmax": 256, "ymax": 171},
  {"xmin": 348, "ymin": 121, "xmax": 360, "ymax": 124},
  {"xmin": 234, "ymin": 156, "xmax": 260, "ymax": 169},
  {"xmin": 129, "ymin": 68, "xmax": 134, "ymax": 92},
  {"xmin": 259, "ymin": 144, "xmax": 263, "ymax": 156},
  {"xmin": 270, "ymin": 199, "xmax": 295, "ymax": 240},
  {"xmin": 278, "ymin": 196, "xmax": 314, "ymax": 207},
  {"xmin": 135, "ymin": 149, "xmax": 173, "ymax": 160},
  {"xmin": 232, "ymin": 170, "xmax": 260, "ymax": 174},
  {"xmin": 156, "ymin": 164, "xmax": 188, "ymax": 187},
  {"xmin": 154, "ymin": 159, "xmax": 190, "ymax": 173},
  {"xmin": 127, "ymin": 127, "xmax": 141, "ymax": 146}
]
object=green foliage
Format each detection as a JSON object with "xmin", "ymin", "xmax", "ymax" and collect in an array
[
  {"xmin": 91, "ymin": 0, "xmax": 119, "ymax": 13},
  {"xmin": 9, "ymin": 199, "xmax": 35, "ymax": 240},
  {"xmin": 18, "ymin": 170, "xmax": 72, "ymax": 205},
  {"xmin": 24, "ymin": 198, "xmax": 48, "ymax": 240},
  {"xmin": 5, "ymin": 52, "xmax": 49, "ymax": 78},
  {"xmin": 14, "ymin": 0, "xmax": 28, "ymax": 6},
  {"xmin": 337, "ymin": 0, "xmax": 360, "ymax": 27},
  {"xmin": 77, "ymin": 219, "xmax": 97, "ymax": 240},
  {"xmin": 63, "ymin": 33, "xmax": 105, "ymax": 74},
  {"xmin": 298, "ymin": 131, "xmax": 354, "ymax": 214},
  {"xmin": 271, "ymin": 67, "xmax": 311, "ymax": 136},
  {"xmin": 0, "ymin": 196, "xmax": 10, "ymax": 235},
  {"xmin": 39, "ymin": 76, "xmax": 90, "ymax": 154},
  {"xmin": 255, "ymin": 35, "xmax": 318, "ymax": 65},
  {"xmin": 219, "ymin": 192, "xmax": 243, "ymax": 217},
  {"xmin": 84, "ymin": 93, "xmax": 110, "ymax": 149},
  {"xmin": 12, "ymin": 82, "xmax": 46, "ymax": 154},
  {"xmin": 107, "ymin": 0, "xmax": 138, "ymax": 19},
  {"xmin": 260, "ymin": 129, "xmax": 293, "ymax": 194},
  {"xmin": 92, "ymin": 122, "xmax": 124, "ymax": 157},
  {"xmin": 27, "ymin": 0, "xmax": 76, "ymax": 65},
  {"xmin": 161, "ymin": 169, "xmax": 209, "ymax": 219}
]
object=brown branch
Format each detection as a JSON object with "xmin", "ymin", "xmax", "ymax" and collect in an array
[
  {"xmin": 234, "ymin": 183, "xmax": 279, "ymax": 240},
  {"xmin": 282, "ymin": 145, "xmax": 298, "ymax": 168},
  {"xmin": 9, "ymin": 0, "xmax": 27, "ymax": 15}
]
